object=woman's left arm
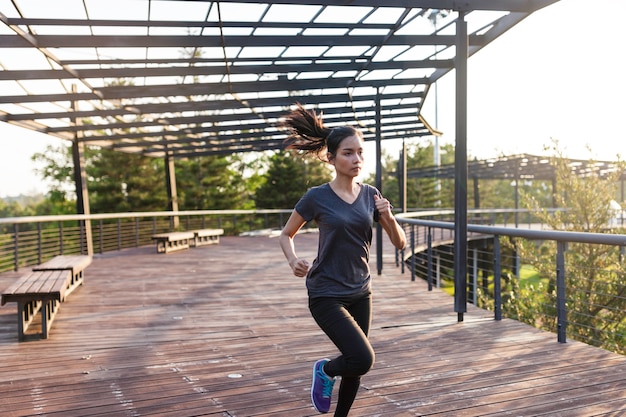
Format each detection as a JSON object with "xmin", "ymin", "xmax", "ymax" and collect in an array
[{"xmin": 374, "ymin": 195, "xmax": 407, "ymax": 250}]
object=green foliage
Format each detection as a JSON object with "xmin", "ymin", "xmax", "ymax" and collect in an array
[
  {"xmin": 31, "ymin": 191, "xmax": 76, "ymax": 216},
  {"xmin": 31, "ymin": 143, "xmax": 251, "ymax": 212},
  {"xmin": 254, "ymin": 151, "xmax": 332, "ymax": 209},
  {"xmin": 176, "ymin": 155, "xmax": 243, "ymax": 210},
  {"xmin": 228, "ymin": 153, "xmax": 267, "ymax": 210},
  {"xmin": 88, "ymin": 148, "xmax": 168, "ymax": 212},
  {"xmin": 0, "ymin": 199, "xmax": 29, "ymax": 233},
  {"xmin": 506, "ymin": 140, "xmax": 626, "ymax": 354}
]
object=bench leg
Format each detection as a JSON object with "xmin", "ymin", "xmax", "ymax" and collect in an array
[
  {"xmin": 165, "ymin": 239, "xmax": 189, "ymax": 253},
  {"xmin": 17, "ymin": 300, "xmax": 42, "ymax": 342},
  {"xmin": 15, "ymin": 299, "xmax": 62, "ymax": 341},
  {"xmin": 41, "ymin": 299, "xmax": 60, "ymax": 340},
  {"xmin": 155, "ymin": 240, "xmax": 166, "ymax": 253},
  {"xmin": 195, "ymin": 235, "xmax": 220, "ymax": 247},
  {"xmin": 41, "ymin": 301, "xmax": 49, "ymax": 339},
  {"xmin": 154, "ymin": 238, "xmax": 191, "ymax": 254},
  {"xmin": 65, "ymin": 271, "xmax": 85, "ymax": 298}
]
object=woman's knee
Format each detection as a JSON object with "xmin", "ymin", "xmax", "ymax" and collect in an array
[{"xmin": 348, "ymin": 348, "xmax": 375, "ymax": 376}]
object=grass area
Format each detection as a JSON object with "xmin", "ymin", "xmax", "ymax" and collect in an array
[
  {"xmin": 518, "ymin": 265, "xmax": 542, "ymax": 288},
  {"xmin": 434, "ymin": 264, "xmax": 543, "ymax": 297}
]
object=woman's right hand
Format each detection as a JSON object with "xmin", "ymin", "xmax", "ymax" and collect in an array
[{"xmin": 290, "ymin": 258, "xmax": 310, "ymax": 277}]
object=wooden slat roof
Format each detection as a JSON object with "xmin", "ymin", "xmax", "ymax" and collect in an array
[
  {"xmin": 0, "ymin": 0, "xmax": 559, "ymax": 159},
  {"xmin": 0, "ymin": 233, "xmax": 624, "ymax": 415}
]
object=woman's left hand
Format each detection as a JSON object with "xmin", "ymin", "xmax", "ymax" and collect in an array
[
  {"xmin": 374, "ymin": 194, "xmax": 406, "ymax": 250},
  {"xmin": 374, "ymin": 194, "xmax": 393, "ymax": 219}
]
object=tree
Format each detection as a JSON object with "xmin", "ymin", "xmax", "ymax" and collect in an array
[
  {"xmin": 176, "ymin": 155, "xmax": 244, "ymax": 210},
  {"xmin": 228, "ymin": 152, "xmax": 267, "ymax": 209},
  {"xmin": 87, "ymin": 148, "xmax": 168, "ymax": 212},
  {"xmin": 33, "ymin": 141, "xmax": 254, "ymax": 212},
  {"xmin": 504, "ymin": 140, "xmax": 625, "ymax": 354},
  {"xmin": 254, "ymin": 151, "xmax": 332, "ymax": 209}
]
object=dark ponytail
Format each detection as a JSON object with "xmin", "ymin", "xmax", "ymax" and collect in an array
[{"xmin": 280, "ymin": 103, "xmax": 362, "ymax": 161}]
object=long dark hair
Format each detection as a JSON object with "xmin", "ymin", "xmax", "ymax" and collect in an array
[{"xmin": 280, "ymin": 103, "xmax": 362, "ymax": 161}]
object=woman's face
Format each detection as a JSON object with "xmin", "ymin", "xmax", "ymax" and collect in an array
[{"xmin": 330, "ymin": 134, "xmax": 364, "ymax": 178}]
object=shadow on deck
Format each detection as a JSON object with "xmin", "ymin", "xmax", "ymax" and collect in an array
[{"xmin": 0, "ymin": 233, "xmax": 624, "ymax": 416}]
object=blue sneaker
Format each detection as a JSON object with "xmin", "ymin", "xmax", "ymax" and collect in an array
[{"xmin": 311, "ymin": 358, "xmax": 336, "ymax": 413}]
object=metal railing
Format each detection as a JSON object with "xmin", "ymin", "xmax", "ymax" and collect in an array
[
  {"xmin": 395, "ymin": 209, "xmax": 626, "ymax": 354},
  {"xmin": 1, "ymin": 208, "xmax": 624, "ymax": 354},
  {"xmin": 0, "ymin": 210, "xmax": 292, "ymax": 272}
]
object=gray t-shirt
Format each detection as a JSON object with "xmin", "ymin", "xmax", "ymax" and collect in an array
[{"xmin": 295, "ymin": 183, "xmax": 381, "ymax": 298}]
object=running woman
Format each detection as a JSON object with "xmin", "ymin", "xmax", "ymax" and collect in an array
[{"xmin": 278, "ymin": 103, "xmax": 406, "ymax": 416}]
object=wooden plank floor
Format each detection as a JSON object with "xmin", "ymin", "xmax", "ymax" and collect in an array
[{"xmin": 0, "ymin": 232, "xmax": 624, "ymax": 417}]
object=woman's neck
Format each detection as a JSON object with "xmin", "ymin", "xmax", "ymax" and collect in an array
[{"xmin": 330, "ymin": 176, "xmax": 357, "ymax": 191}]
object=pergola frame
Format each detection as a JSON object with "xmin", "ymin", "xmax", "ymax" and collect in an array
[
  {"xmin": 1, "ymin": 1, "xmax": 557, "ymax": 158},
  {"xmin": 407, "ymin": 153, "xmax": 626, "ymax": 216},
  {"xmin": 0, "ymin": 0, "xmax": 560, "ymax": 320}
]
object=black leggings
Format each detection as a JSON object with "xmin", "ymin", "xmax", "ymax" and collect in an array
[{"xmin": 309, "ymin": 293, "xmax": 375, "ymax": 417}]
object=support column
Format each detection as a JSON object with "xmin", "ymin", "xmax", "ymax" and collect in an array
[
  {"xmin": 375, "ymin": 89, "xmax": 383, "ymax": 275},
  {"xmin": 400, "ymin": 140, "xmax": 407, "ymax": 213},
  {"xmin": 164, "ymin": 154, "xmax": 179, "ymax": 229},
  {"xmin": 453, "ymin": 11, "xmax": 468, "ymax": 322},
  {"xmin": 72, "ymin": 85, "xmax": 92, "ymax": 255}
]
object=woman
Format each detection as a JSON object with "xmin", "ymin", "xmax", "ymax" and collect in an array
[{"xmin": 278, "ymin": 104, "xmax": 406, "ymax": 416}]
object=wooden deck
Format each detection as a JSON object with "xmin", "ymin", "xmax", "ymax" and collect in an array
[{"xmin": 0, "ymin": 232, "xmax": 624, "ymax": 416}]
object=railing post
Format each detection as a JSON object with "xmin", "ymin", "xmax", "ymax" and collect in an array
[
  {"xmin": 556, "ymin": 241, "xmax": 567, "ymax": 343},
  {"xmin": 493, "ymin": 235, "xmax": 502, "ymax": 320},
  {"xmin": 37, "ymin": 223, "xmax": 42, "ymax": 264},
  {"xmin": 471, "ymin": 245, "xmax": 478, "ymax": 306},
  {"xmin": 59, "ymin": 222, "xmax": 64, "ymax": 254},
  {"xmin": 427, "ymin": 227, "xmax": 433, "ymax": 291},
  {"xmin": 99, "ymin": 220, "xmax": 104, "ymax": 254},
  {"xmin": 410, "ymin": 224, "xmax": 415, "ymax": 282},
  {"xmin": 135, "ymin": 218, "xmax": 139, "ymax": 247},
  {"xmin": 79, "ymin": 221, "xmax": 85, "ymax": 255},
  {"xmin": 117, "ymin": 219, "xmax": 122, "ymax": 251},
  {"xmin": 13, "ymin": 223, "xmax": 18, "ymax": 271}
]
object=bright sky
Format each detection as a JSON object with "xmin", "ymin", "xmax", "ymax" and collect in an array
[{"xmin": 1, "ymin": 0, "xmax": 625, "ymax": 198}]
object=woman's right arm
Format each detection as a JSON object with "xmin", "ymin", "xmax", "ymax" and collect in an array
[{"xmin": 279, "ymin": 210, "xmax": 310, "ymax": 277}]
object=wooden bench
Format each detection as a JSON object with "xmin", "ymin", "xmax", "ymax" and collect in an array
[
  {"xmin": 2, "ymin": 270, "xmax": 71, "ymax": 341},
  {"xmin": 191, "ymin": 228, "xmax": 224, "ymax": 247},
  {"xmin": 32, "ymin": 255, "xmax": 92, "ymax": 297},
  {"xmin": 151, "ymin": 231, "xmax": 195, "ymax": 254},
  {"xmin": 0, "ymin": 254, "xmax": 92, "ymax": 341}
]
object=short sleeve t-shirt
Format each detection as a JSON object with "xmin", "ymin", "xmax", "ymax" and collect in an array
[{"xmin": 295, "ymin": 183, "xmax": 381, "ymax": 298}]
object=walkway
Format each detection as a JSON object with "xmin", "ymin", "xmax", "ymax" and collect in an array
[{"xmin": 0, "ymin": 233, "xmax": 624, "ymax": 416}]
